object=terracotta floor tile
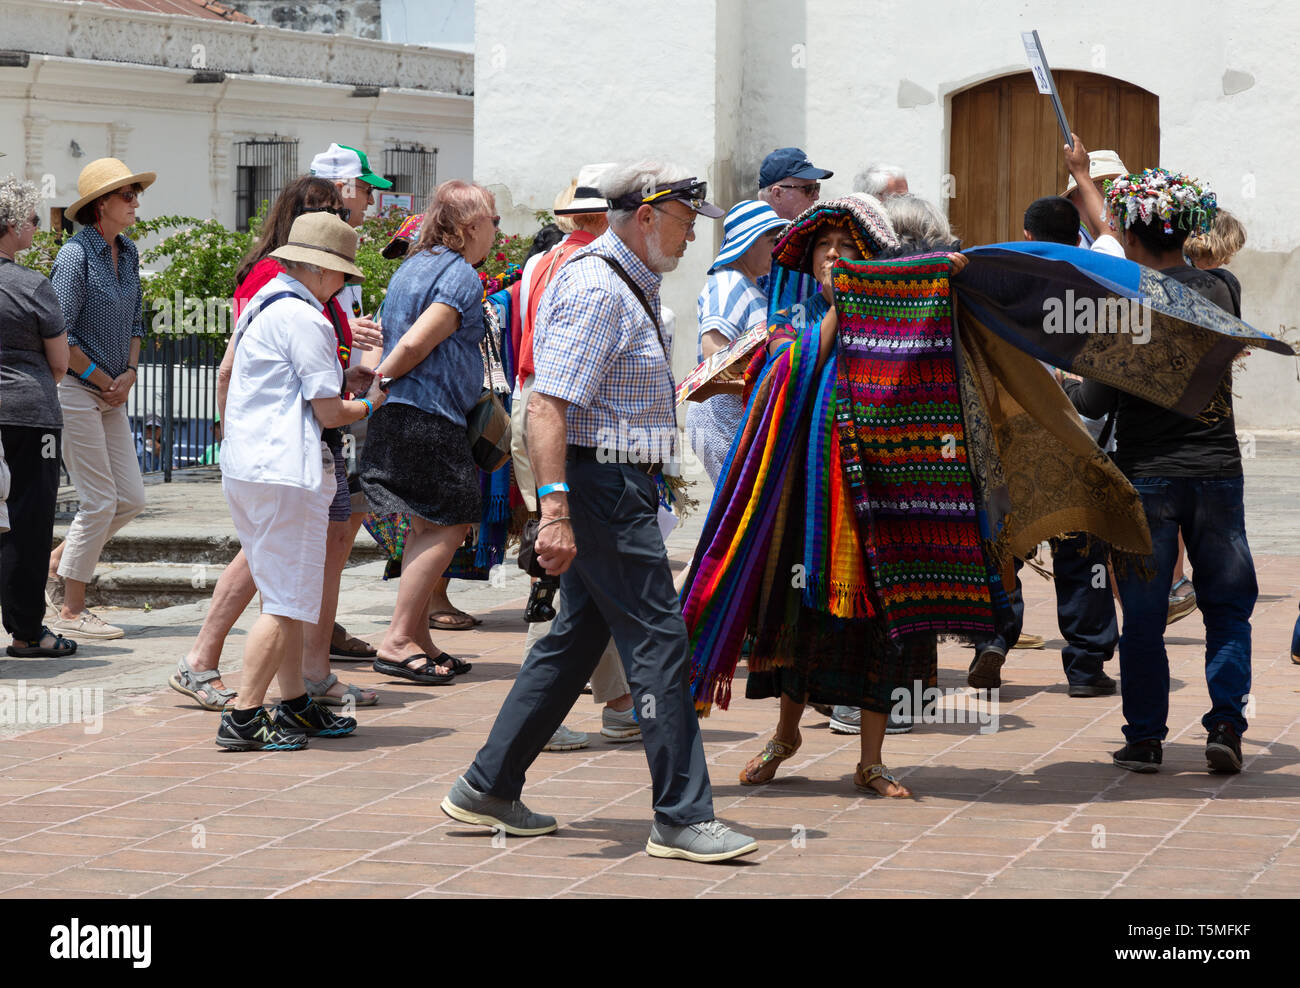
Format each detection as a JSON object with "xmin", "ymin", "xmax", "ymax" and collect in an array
[{"xmin": 35, "ymin": 867, "xmax": 181, "ymax": 894}]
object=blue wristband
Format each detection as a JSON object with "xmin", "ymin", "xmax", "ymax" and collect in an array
[
  {"xmin": 536, "ymin": 481, "xmax": 569, "ymax": 498},
  {"xmin": 79, "ymin": 362, "xmax": 97, "ymax": 381},
  {"xmin": 360, "ymin": 398, "xmax": 374, "ymax": 418}
]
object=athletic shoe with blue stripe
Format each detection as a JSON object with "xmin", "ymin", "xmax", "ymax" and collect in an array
[
  {"xmin": 216, "ymin": 708, "xmax": 308, "ymax": 751},
  {"xmin": 272, "ymin": 698, "xmax": 357, "ymax": 738}
]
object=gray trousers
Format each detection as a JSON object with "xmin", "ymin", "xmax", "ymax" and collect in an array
[{"xmin": 465, "ymin": 458, "xmax": 714, "ymax": 826}]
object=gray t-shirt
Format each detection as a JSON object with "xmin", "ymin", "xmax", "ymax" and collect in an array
[{"xmin": 0, "ymin": 257, "xmax": 65, "ymax": 429}]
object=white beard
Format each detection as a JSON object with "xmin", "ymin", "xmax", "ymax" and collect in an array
[{"xmin": 645, "ymin": 224, "xmax": 680, "ymax": 273}]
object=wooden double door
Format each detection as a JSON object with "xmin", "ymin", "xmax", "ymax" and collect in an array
[{"xmin": 949, "ymin": 70, "xmax": 1159, "ymax": 247}]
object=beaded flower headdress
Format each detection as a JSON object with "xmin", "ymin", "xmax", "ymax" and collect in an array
[{"xmin": 1104, "ymin": 167, "xmax": 1217, "ymax": 236}]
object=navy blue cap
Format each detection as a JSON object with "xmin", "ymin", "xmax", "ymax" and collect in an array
[{"xmin": 759, "ymin": 147, "xmax": 833, "ymax": 189}]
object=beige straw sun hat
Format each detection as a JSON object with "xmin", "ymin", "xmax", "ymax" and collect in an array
[
  {"xmin": 68, "ymin": 157, "xmax": 156, "ymax": 218},
  {"xmin": 270, "ymin": 212, "xmax": 365, "ymax": 283}
]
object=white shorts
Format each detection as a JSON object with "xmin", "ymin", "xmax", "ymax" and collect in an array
[{"xmin": 223, "ymin": 475, "xmax": 333, "ymax": 623}]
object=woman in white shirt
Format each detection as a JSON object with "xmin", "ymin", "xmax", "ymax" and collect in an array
[{"xmin": 217, "ymin": 213, "xmax": 387, "ymax": 752}]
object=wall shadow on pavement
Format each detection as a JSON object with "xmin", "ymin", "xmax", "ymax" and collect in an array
[{"xmin": 0, "ymin": 657, "xmax": 113, "ymax": 681}]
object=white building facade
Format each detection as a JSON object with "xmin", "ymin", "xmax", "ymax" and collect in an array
[
  {"xmin": 2, "ymin": 0, "xmax": 474, "ymax": 235},
  {"xmin": 474, "ymin": 0, "xmax": 1300, "ymax": 431}
]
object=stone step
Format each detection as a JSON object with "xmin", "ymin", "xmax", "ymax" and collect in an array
[
  {"xmin": 83, "ymin": 563, "xmax": 229, "ymax": 610},
  {"xmin": 49, "ymin": 531, "xmax": 387, "ymax": 566}
]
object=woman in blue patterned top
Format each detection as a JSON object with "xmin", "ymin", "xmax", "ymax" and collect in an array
[
  {"xmin": 46, "ymin": 158, "xmax": 155, "ymax": 642},
  {"xmin": 361, "ymin": 179, "xmax": 498, "ymax": 684}
]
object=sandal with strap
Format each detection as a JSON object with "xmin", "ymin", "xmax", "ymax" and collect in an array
[
  {"xmin": 168, "ymin": 657, "xmax": 237, "ymax": 711},
  {"xmin": 854, "ymin": 762, "xmax": 911, "ymax": 798},
  {"xmin": 372, "ymin": 652, "xmax": 456, "ymax": 685},
  {"xmin": 329, "ymin": 622, "xmax": 378, "ymax": 660},
  {"xmin": 304, "ymin": 672, "xmax": 378, "ymax": 707},
  {"xmin": 7, "ymin": 625, "xmax": 78, "ymax": 658},
  {"xmin": 739, "ymin": 734, "xmax": 801, "ymax": 786}
]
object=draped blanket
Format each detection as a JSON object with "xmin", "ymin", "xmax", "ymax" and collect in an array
[{"xmin": 680, "ymin": 243, "xmax": 1294, "ymax": 714}]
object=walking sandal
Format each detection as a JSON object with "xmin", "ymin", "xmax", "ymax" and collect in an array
[
  {"xmin": 854, "ymin": 762, "xmax": 911, "ymax": 798},
  {"xmin": 739, "ymin": 734, "xmax": 801, "ymax": 786}
]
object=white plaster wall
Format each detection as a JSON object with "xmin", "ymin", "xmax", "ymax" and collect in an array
[{"xmin": 474, "ymin": 0, "xmax": 733, "ymax": 383}]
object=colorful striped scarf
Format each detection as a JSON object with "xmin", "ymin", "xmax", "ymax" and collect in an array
[{"xmin": 829, "ymin": 253, "xmax": 994, "ymax": 639}]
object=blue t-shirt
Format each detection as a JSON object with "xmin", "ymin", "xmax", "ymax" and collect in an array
[{"xmin": 381, "ymin": 247, "xmax": 485, "ymax": 425}]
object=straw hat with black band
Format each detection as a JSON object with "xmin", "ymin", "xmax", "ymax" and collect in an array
[
  {"xmin": 269, "ymin": 213, "xmax": 365, "ymax": 283},
  {"xmin": 67, "ymin": 158, "xmax": 156, "ymax": 223}
]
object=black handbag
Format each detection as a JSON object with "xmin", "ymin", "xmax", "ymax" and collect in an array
[{"xmin": 466, "ymin": 309, "xmax": 512, "ymax": 473}]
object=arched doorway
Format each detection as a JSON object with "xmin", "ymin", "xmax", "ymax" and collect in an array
[{"xmin": 948, "ymin": 71, "xmax": 1159, "ymax": 247}]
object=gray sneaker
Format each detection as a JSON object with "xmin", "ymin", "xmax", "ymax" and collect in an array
[
  {"xmin": 829, "ymin": 705, "xmax": 860, "ymax": 734},
  {"xmin": 646, "ymin": 819, "xmax": 758, "ymax": 863},
  {"xmin": 830, "ymin": 705, "xmax": 912, "ymax": 734},
  {"xmin": 439, "ymin": 775, "xmax": 557, "ymax": 837},
  {"xmin": 601, "ymin": 705, "xmax": 641, "ymax": 741},
  {"xmin": 542, "ymin": 724, "xmax": 590, "ymax": 751}
]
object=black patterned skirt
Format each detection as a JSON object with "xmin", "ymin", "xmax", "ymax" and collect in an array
[
  {"xmin": 358, "ymin": 401, "xmax": 481, "ymax": 526},
  {"xmin": 744, "ymin": 613, "xmax": 939, "ymax": 714}
]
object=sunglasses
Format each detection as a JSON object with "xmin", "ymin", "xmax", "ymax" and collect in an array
[
  {"xmin": 776, "ymin": 182, "xmax": 820, "ymax": 196},
  {"xmin": 115, "ymin": 188, "xmax": 140, "ymax": 205},
  {"xmin": 27, "ymin": 214, "xmax": 40, "ymax": 230},
  {"xmin": 299, "ymin": 205, "xmax": 353, "ymax": 223},
  {"xmin": 484, "ymin": 214, "xmax": 501, "ymax": 228},
  {"xmin": 650, "ymin": 204, "xmax": 695, "ymax": 235}
]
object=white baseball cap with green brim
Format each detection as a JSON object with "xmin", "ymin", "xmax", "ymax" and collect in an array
[{"xmin": 309, "ymin": 143, "xmax": 394, "ymax": 190}]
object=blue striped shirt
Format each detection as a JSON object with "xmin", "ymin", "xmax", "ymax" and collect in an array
[
  {"xmin": 50, "ymin": 226, "xmax": 144, "ymax": 387},
  {"xmin": 696, "ymin": 269, "xmax": 767, "ymax": 359},
  {"xmin": 532, "ymin": 228, "xmax": 677, "ymax": 461}
]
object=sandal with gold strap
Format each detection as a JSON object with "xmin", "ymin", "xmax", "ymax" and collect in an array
[
  {"xmin": 854, "ymin": 762, "xmax": 910, "ymax": 798},
  {"xmin": 739, "ymin": 734, "xmax": 801, "ymax": 786}
]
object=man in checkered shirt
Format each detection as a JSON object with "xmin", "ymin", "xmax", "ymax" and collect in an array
[{"xmin": 442, "ymin": 161, "xmax": 758, "ymax": 864}]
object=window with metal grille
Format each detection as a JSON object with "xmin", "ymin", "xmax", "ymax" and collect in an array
[
  {"xmin": 382, "ymin": 146, "xmax": 438, "ymax": 211},
  {"xmin": 234, "ymin": 137, "xmax": 300, "ymax": 231}
]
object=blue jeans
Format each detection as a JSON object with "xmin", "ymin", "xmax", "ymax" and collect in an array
[
  {"xmin": 971, "ymin": 559, "xmax": 1024, "ymax": 658},
  {"xmin": 1050, "ymin": 533, "xmax": 1118, "ymax": 686},
  {"xmin": 1116, "ymin": 476, "xmax": 1256, "ymax": 743},
  {"xmin": 1292, "ymin": 601, "xmax": 1300, "ymax": 658}
]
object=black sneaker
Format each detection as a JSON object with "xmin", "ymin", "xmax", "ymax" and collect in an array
[
  {"xmin": 1068, "ymin": 673, "xmax": 1117, "ymax": 698},
  {"xmin": 272, "ymin": 698, "xmax": 357, "ymax": 738},
  {"xmin": 1206, "ymin": 723, "xmax": 1243, "ymax": 774},
  {"xmin": 967, "ymin": 647, "xmax": 1005, "ymax": 689},
  {"xmin": 217, "ymin": 708, "xmax": 307, "ymax": 751},
  {"xmin": 1112, "ymin": 738, "xmax": 1162, "ymax": 773}
]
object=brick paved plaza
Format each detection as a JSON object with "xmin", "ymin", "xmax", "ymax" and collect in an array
[{"xmin": 1, "ymin": 460, "xmax": 1298, "ymax": 899}]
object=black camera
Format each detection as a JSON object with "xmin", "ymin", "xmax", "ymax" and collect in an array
[{"xmin": 524, "ymin": 576, "xmax": 560, "ymax": 623}]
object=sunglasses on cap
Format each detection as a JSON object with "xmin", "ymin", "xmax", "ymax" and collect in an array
[
  {"xmin": 608, "ymin": 178, "xmax": 713, "ymax": 214},
  {"xmin": 299, "ymin": 205, "xmax": 352, "ymax": 223}
]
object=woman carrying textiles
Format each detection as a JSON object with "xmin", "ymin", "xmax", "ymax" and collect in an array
[{"xmin": 683, "ymin": 194, "xmax": 938, "ymax": 797}]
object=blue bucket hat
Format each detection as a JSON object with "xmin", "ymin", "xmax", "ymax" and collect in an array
[{"xmin": 709, "ymin": 200, "xmax": 788, "ymax": 274}]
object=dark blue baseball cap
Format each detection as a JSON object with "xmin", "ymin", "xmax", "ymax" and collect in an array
[{"xmin": 759, "ymin": 147, "xmax": 833, "ymax": 189}]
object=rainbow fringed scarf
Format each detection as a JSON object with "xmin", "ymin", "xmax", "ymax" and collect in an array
[{"xmin": 681, "ymin": 312, "xmax": 823, "ymax": 713}]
